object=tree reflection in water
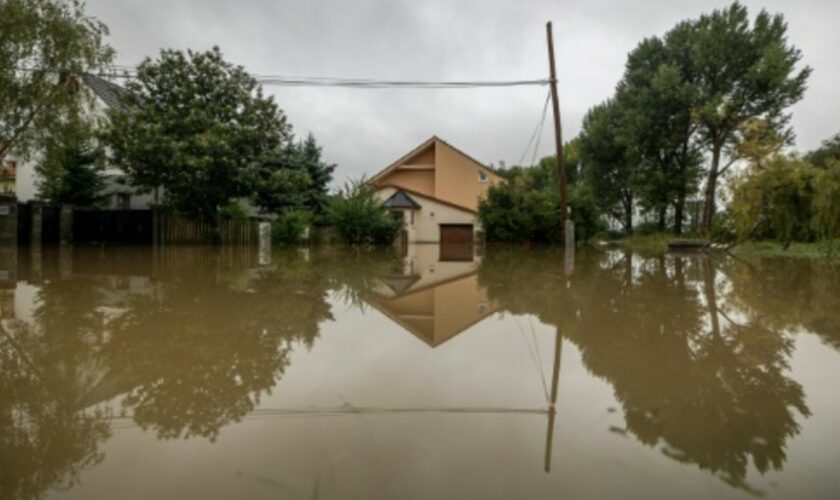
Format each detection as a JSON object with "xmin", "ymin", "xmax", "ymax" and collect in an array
[
  {"xmin": 478, "ymin": 247, "xmax": 811, "ymax": 493},
  {"xmin": 1, "ymin": 244, "xmax": 836, "ymax": 497}
]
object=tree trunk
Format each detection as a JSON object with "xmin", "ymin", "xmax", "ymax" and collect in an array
[
  {"xmin": 657, "ymin": 206, "xmax": 667, "ymax": 232},
  {"xmin": 624, "ymin": 195, "xmax": 633, "ymax": 234},
  {"xmin": 674, "ymin": 189, "xmax": 686, "ymax": 235},
  {"xmin": 701, "ymin": 145, "xmax": 722, "ymax": 233}
]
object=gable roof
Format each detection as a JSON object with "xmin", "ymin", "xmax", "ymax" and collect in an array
[
  {"xmin": 369, "ymin": 136, "xmax": 501, "ymax": 186},
  {"xmin": 81, "ymin": 73, "xmax": 129, "ymax": 110}
]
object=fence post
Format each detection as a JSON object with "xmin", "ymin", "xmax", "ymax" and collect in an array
[{"xmin": 60, "ymin": 205, "xmax": 73, "ymax": 245}]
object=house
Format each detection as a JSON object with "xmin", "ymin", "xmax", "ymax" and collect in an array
[
  {"xmin": 365, "ymin": 244, "xmax": 498, "ymax": 347},
  {"xmin": 369, "ymin": 136, "xmax": 503, "ymax": 243},
  {"xmin": 14, "ymin": 73, "xmax": 153, "ymax": 209}
]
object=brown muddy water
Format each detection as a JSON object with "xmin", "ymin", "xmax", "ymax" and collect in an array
[{"xmin": 0, "ymin": 243, "xmax": 839, "ymax": 499}]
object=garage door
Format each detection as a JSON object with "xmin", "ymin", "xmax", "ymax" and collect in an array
[{"xmin": 439, "ymin": 224, "xmax": 474, "ymax": 244}]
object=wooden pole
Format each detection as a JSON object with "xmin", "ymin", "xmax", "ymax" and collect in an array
[
  {"xmin": 544, "ymin": 327, "xmax": 563, "ymax": 473},
  {"xmin": 546, "ymin": 22, "xmax": 568, "ymax": 223}
]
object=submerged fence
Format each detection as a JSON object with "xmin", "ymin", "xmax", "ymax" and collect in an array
[
  {"xmin": 158, "ymin": 214, "xmax": 259, "ymax": 245},
  {"xmin": 66, "ymin": 209, "xmax": 261, "ymax": 245}
]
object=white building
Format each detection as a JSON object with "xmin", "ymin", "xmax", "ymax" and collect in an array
[{"xmin": 14, "ymin": 73, "xmax": 152, "ymax": 209}]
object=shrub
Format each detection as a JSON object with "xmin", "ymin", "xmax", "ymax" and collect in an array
[
  {"xmin": 272, "ymin": 210, "xmax": 311, "ymax": 245},
  {"xmin": 328, "ymin": 181, "xmax": 400, "ymax": 245},
  {"xmin": 219, "ymin": 202, "xmax": 249, "ymax": 220},
  {"xmin": 729, "ymin": 155, "xmax": 818, "ymax": 246},
  {"xmin": 478, "ymin": 173, "xmax": 603, "ymax": 244},
  {"xmin": 811, "ymin": 160, "xmax": 840, "ymax": 243}
]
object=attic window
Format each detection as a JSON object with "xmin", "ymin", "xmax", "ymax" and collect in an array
[{"xmin": 478, "ymin": 170, "xmax": 488, "ymax": 183}]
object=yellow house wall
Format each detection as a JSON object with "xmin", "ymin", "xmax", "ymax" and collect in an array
[
  {"xmin": 374, "ymin": 186, "xmax": 480, "ymax": 243},
  {"xmin": 378, "ymin": 169, "xmax": 435, "ymax": 198},
  {"xmin": 434, "ymin": 141, "xmax": 501, "ymax": 212}
]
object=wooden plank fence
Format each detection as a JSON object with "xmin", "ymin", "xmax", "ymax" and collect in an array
[{"xmin": 158, "ymin": 214, "xmax": 259, "ymax": 245}]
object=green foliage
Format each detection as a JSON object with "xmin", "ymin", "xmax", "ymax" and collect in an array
[
  {"xmin": 811, "ymin": 160, "xmax": 840, "ymax": 243},
  {"xmin": 478, "ymin": 158, "xmax": 604, "ymax": 244},
  {"xmin": 271, "ymin": 210, "xmax": 312, "ymax": 245},
  {"xmin": 35, "ymin": 118, "xmax": 107, "ymax": 207},
  {"xmin": 579, "ymin": 99, "xmax": 635, "ymax": 232},
  {"xmin": 806, "ymin": 133, "xmax": 840, "ymax": 168},
  {"xmin": 690, "ymin": 2, "xmax": 810, "ymax": 229},
  {"xmin": 0, "ymin": 0, "xmax": 113, "ymax": 160},
  {"xmin": 578, "ymin": 2, "xmax": 810, "ymax": 234},
  {"xmin": 478, "ymin": 177, "xmax": 563, "ymax": 243},
  {"xmin": 251, "ymin": 133, "xmax": 335, "ymax": 217},
  {"xmin": 218, "ymin": 202, "xmax": 249, "ymax": 220},
  {"xmin": 327, "ymin": 181, "xmax": 400, "ymax": 246},
  {"xmin": 104, "ymin": 47, "xmax": 289, "ymax": 220},
  {"xmin": 730, "ymin": 155, "xmax": 817, "ymax": 245}
]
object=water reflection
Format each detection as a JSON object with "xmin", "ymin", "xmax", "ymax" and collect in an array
[
  {"xmin": 364, "ymin": 244, "xmax": 497, "ymax": 347},
  {"xmin": 0, "ymin": 244, "xmax": 837, "ymax": 498}
]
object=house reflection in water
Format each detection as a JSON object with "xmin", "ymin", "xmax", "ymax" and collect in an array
[{"xmin": 365, "ymin": 243, "xmax": 498, "ymax": 347}]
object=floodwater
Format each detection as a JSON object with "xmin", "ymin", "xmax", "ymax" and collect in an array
[{"xmin": 1, "ymin": 243, "xmax": 839, "ymax": 500}]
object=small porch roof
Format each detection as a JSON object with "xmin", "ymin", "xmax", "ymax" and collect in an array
[{"xmin": 382, "ymin": 189, "xmax": 421, "ymax": 209}]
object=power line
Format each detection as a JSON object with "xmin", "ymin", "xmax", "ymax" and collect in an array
[
  {"xmin": 516, "ymin": 89, "xmax": 551, "ymax": 167},
  {"xmin": 254, "ymin": 76, "xmax": 550, "ymax": 89},
  {"xmin": 14, "ymin": 65, "xmax": 548, "ymax": 89}
]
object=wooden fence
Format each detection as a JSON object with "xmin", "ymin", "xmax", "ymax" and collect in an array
[{"xmin": 158, "ymin": 214, "xmax": 259, "ymax": 245}]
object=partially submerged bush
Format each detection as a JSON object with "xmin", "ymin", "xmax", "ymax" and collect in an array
[
  {"xmin": 478, "ymin": 169, "xmax": 603, "ymax": 244},
  {"xmin": 327, "ymin": 181, "xmax": 400, "ymax": 245},
  {"xmin": 272, "ymin": 210, "xmax": 311, "ymax": 245}
]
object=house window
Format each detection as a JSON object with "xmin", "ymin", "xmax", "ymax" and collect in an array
[
  {"xmin": 478, "ymin": 170, "xmax": 488, "ymax": 183},
  {"xmin": 116, "ymin": 193, "xmax": 131, "ymax": 210},
  {"xmin": 410, "ymin": 210, "xmax": 415, "ymax": 226}
]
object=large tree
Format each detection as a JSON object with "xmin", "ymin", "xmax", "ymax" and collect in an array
[
  {"xmin": 579, "ymin": 99, "xmax": 636, "ymax": 232},
  {"xmin": 692, "ymin": 3, "xmax": 810, "ymax": 231},
  {"xmin": 617, "ymin": 23, "xmax": 703, "ymax": 234},
  {"xmin": 0, "ymin": 0, "xmax": 113, "ymax": 160},
  {"xmin": 105, "ymin": 47, "xmax": 289, "ymax": 219}
]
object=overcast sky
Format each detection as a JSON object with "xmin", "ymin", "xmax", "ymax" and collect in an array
[{"xmin": 86, "ymin": 0, "xmax": 838, "ymax": 186}]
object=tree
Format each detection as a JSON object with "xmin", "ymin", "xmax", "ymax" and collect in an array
[
  {"xmin": 806, "ymin": 133, "xmax": 840, "ymax": 169},
  {"xmin": 693, "ymin": 3, "xmax": 810, "ymax": 232},
  {"xmin": 327, "ymin": 181, "xmax": 400, "ymax": 245},
  {"xmin": 729, "ymin": 155, "xmax": 817, "ymax": 246},
  {"xmin": 0, "ymin": 0, "xmax": 113, "ymax": 160},
  {"xmin": 251, "ymin": 133, "xmax": 335, "ymax": 216},
  {"xmin": 104, "ymin": 47, "xmax": 289, "ymax": 219},
  {"xmin": 287, "ymin": 134, "xmax": 335, "ymax": 215},
  {"xmin": 617, "ymin": 24, "xmax": 703, "ymax": 234},
  {"xmin": 36, "ymin": 118, "xmax": 108, "ymax": 207},
  {"xmin": 579, "ymin": 99, "xmax": 636, "ymax": 232}
]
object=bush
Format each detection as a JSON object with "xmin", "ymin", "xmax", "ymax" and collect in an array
[
  {"xmin": 811, "ymin": 160, "xmax": 840, "ymax": 243},
  {"xmin": 219, "ymin": 202, "xmax": 249, "ymax": 220},
  {"xmin": 478, "ymin": 172, "xmax": 603, "ymax": 244},
  {"xmin": 328, "ymin": 182, "xmax": 400, "ymax": 245},
  {"xmin": 272, "ymin": 210, "xmax": 311, "ymax": 245},
  {"xmin": 729, "ymin": 155, "xmax": 818, "ymax": 245}
]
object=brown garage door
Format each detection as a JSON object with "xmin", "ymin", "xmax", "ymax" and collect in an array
[{"xmin": 439, "ymin": 224, "xmax": 474, "ymax": 244}]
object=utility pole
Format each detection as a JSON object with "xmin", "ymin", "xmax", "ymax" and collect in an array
[{"xmin": 546, "ymin": 22, "xmax": 574, "ymax": 249}]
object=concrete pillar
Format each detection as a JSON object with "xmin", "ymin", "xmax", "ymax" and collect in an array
[{"xmin": 60, "ymin": 205, "xmax": 73, "ymax": 245}]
